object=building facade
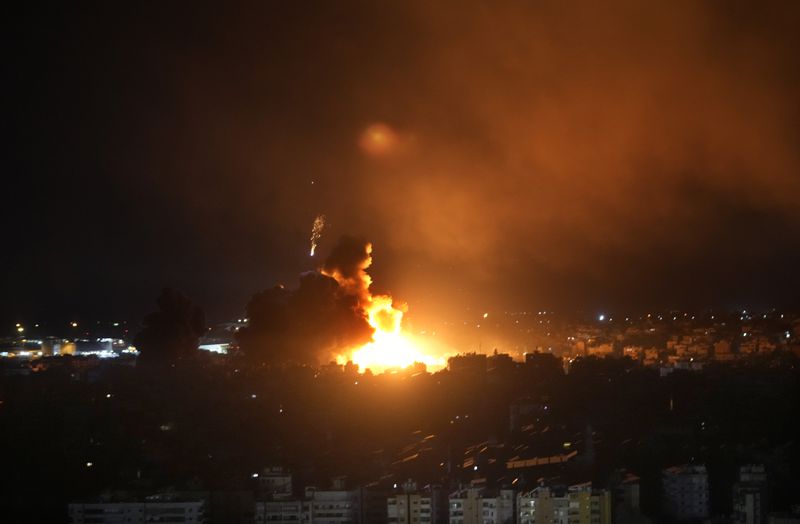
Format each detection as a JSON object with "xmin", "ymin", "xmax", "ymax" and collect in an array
[
  {"xmin": 518, "ymin": 484, "xmax": 610, "ymax": 524},
  {"xmin": 734, "ymin": 465, "xmax": 768, "ymax": 524},
  {"xmin": 662, "ymin": 464, "xmax": 710, "ymax": 521},
  {"xmin": 69, "ymin": 499, "xmax": 206, "ymax": 524}
]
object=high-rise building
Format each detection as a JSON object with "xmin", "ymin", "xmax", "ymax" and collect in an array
[
  {"xmin": 254, "ymin": 467, "xmax": 300, "ymax": 524},
  {"xmin": 733, "ymin": 465, "xmax": 768, "ymax": 524},
  {"xmin": 303, "ymin": 487, "xmax": 359, "ymax": 524},
  {"xmin": 480, "ymin": 489, "xmax": 514, "ymax": 524},
  {"xmin": 518, "ymin": 484, "xmax": 610, "ymax": 524},
  {"xmin": 518, "ymin": 486, "xmax": 556, "ymax": 524},
  {"xmin": 257, "ymin": 467, "xmax": 293, "ymax": 498},
  {"xmin": 254, "ymin": 478, "xmax": 385, "ymax": 524},
  {"xmin": 612, "ymin": 471, "xmax": 640, "ymax": 511},
  {"xmin": 449, "ymin": 488, "xmax": 481, "ymax": 524},
  {"xmin": 449, "ymin": 487, "xmax": 514, "ymax": 524},
  {"xmin": 611, "ymin": 470, "xmax": 647, "ymax": 524},
  {"xmin": 662, "ymin": 465, "xmax": 710, "ymax": 521},
  {"xmin": 565, "ymin": 483, "xmax": 611, "ymax": 524},
  {"xmin": 388, "ymin": 483, "xmax": 447, "ymax": 524},
  {"xmin": 254, "ymin": 499, "xmax": 303, "ymax": 523},
  {"xmin": 69, "ymin": 496, "xmax": 206, "ymax": 524}
]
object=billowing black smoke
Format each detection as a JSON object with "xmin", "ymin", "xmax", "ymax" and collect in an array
[{"xmin": 237, "ymin": 236, "xmax": 375, "ymax": 365}]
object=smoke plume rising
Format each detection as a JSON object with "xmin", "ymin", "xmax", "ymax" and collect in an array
[
  {"xmin": 12, "ymin": 1, "xmax": 800, "ymax": 322},
  {"xmin": 239, "ymin": 236, "xmax": 385, "ymax": 365}
]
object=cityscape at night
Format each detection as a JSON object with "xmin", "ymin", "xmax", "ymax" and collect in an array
[{"xmin": 4, "ymin": 2, "xmax": 800, "ymax": 523}]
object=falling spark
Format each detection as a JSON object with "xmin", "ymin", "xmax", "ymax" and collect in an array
[{"xmin": 309, "ymin": 215, "xmax": 326, "ymax": 256}]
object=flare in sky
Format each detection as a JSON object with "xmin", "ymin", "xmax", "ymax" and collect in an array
[{"xmin": 309, "ymin": 214, "xmax": 326, "ymax": 256}]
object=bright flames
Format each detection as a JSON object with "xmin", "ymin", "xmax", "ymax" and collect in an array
[
  {"xmin": 342, "ymin": 295, "xmax": 443, "ymax": 373},
  {"xmin": 322, "ymin": 242, "xmax": 444, "ymax": 374}
]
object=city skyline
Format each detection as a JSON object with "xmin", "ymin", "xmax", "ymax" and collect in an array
[{"xmin": 4, "ymin": 2, "xmax": 800, "ymax": 523}]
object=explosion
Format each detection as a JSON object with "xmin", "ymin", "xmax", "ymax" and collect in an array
[{"xmin": 321, "ymin": 238, "xmax": 444, "ymax": 374}]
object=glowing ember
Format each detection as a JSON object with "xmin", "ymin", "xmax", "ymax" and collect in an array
[{"xmin": 322, "ymin": 241, "xmax": 443, "ymax": 373}]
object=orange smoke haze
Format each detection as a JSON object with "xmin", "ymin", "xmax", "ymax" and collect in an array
[
  {"xmin": 358, "ymin": 123, "xmax": 400, "ymax": 157},
  {"xmin": 67, "ymin": 0, "xmax": 800, "ymax": 317}
]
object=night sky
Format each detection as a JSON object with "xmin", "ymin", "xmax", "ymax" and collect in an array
[{"xmin": 6, "ymin": 2, "xmax": 800, "ymax": 325}]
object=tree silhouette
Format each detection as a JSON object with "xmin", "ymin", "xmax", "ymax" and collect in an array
[{"xmin": 134, "ymin": 288, "xmax": 206, "ymax": 362}]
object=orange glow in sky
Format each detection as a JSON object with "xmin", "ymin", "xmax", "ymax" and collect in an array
[{"xmin": 358, "ymin": 123, "xmax": 399, "ymax": 156}]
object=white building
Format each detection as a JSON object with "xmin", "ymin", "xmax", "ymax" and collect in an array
[
  {"xmin": 69, "ymin": 498, "xmax": 206, "ymax": 524},
  {"xmin": 304, "ymin": 487, "xmax": 359, "ymax": 524},
  {"xmin": 388, "ymin": 492, "xmax": 435, "ymax": 524},
  {"xmin": 518, "ymin": 484, "xmax": 610, "ymax": 524},
  {"xmin": 450, "ymin": 488, "xmax": 481, "ymax": 524},
  {"xmin": 254, "ymin": 499, "xmax": 303, "ymax": 523},
  {"xmin": 257, "ymin": 467, "xmax": 293, "ymax": 498},
  {"xmin": 255, "ymin": 481, "xmax": 384, "ymax": 524},
  {"xmin": 480, "ymin": 490, "xmax": 514, "ymax": 524},
  {"xmin": 518, "ymin": 486, "xmax": 556, "ymax": 524},
  {"xmin": 734, "ymin": 464, "xmax": 768, "ymax": 524},
  {"xmin": 387, "ymin": 481, "xmax": 447, "ymax": 524},
  {"xmin": 449, "ymin": 488, "xmax": 513, "ymax": 524}
]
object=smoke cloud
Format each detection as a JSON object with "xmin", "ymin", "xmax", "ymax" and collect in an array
[
  {"xmin": 238, "ymin": 236, "xmax": 379, "ymax": 365},
  {"xmin": 321, "ymin": 235, "xmax": 373, "ymax": 302},
  {"xmin": 12, "ymin": 1, "xmax": 800, "ymax": 320},
  {"xmin": 348, "ymin": 0, "xmax": 800, "ymax": 309}
]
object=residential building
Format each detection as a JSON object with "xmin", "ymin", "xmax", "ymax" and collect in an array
[
  {"xmin": 254, "ymin": 499, "xmax": 303, "ymax": 523},
  {"xmin": 449, "ymin": 488, "xmax": 480, "ymax": 524},
  {"xmin": 565, "ymin": 483, "xmax": 611, "ymax": 524},
  {"xmin": 518, "ymin": 486, "xmax": 556, "ymax": 524},
  {"xmin": 304, "ymin": 487, "xmax": 359, "ymax": 524},
  {"xmin": 662, "ymin": 465, "xmax": 710, "ymax": 521},
  {"xmin": 480, "ymin": 489, "xmax": 514, "ymax": 524},
  {"xmin": 734, "ymin": 465, "xmax": 768, "ymax": 524},
  {"xmin": 388, "ymin": 483, "xmax": 446, "ymax": 524},
  {"xmin": 69, "ymin": 496, "xmax": 206, "ymax": 524},
  {"xmin": 518, "ymin": 484, "xmax": 610, "ymax": 524},
  {"xmin": 612, "ymin": 471, "xmax": 640, "ymax": 511},
  {"xmin": 258, "ymin": 467, "xmax": 293, "ymax": 498}
]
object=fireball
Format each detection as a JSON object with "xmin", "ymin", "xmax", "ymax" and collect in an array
[
  {"xmin": 340, "ymin": 295, "xmax": 443, "ymax": 373},
  {"xmin": 322, "ymin": 240, "xmax": 444, "ymax": 374}
]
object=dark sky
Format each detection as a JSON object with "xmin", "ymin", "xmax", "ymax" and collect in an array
[{"xmin": 5, "ymin": 1, "xmax": 800, "ymax": 325}]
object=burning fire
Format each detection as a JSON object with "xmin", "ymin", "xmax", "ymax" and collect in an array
[
  {"xmin": 322, "ymin": 242, "xmax": 444, "ymax": 373},
  {"xmin": 344, "ymin": 295, "xmax": 443, "ymax": 373}
]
